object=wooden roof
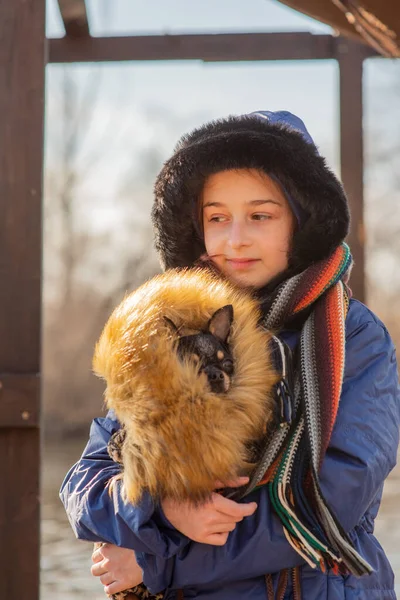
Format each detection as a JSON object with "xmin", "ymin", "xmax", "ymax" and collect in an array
[{"xmin": 278, "ymin": 0, "xmax": 400, "ymax": 57}]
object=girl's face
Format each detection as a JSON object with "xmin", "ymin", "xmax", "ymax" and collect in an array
[{"xmin": 202, "ymin": 169, "xmax": 296, "ymax": 289}]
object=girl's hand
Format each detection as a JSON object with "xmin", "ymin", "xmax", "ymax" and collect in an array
[
  {"xmin": 91, "ymin": 543, "xmax": 142, "ymax": 597},
  {"xmin": 161, "ymin": 477, "xmax": 257, "ymax": 546}
]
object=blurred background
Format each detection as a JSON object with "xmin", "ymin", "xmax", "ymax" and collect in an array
[{"xmin": 41, "ymin": 0, "xmax": 400, "ymax": 597}]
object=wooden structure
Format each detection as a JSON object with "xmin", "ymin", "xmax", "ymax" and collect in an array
[
  {"xmin": 0, "ymin": 1, "xmax": 45, "ymax": 598},
  {"xmin": 1, "ymin": 1, "xmax": 397, "ymax": 598},
  {"xmin": 280, "ymin": 0, "xmax": 400, "ymax": 57}
]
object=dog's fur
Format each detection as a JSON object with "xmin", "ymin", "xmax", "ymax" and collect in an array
[{"xmin": 93, "ymin": 267, "xmax": 278, "ymax": 506}]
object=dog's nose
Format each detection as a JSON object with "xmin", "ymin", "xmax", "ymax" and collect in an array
[
  {"xmin": 203, "ymin": 366, "xmax": 229, "ymax": 393},
  {"xmin": 204, "ymin": 366, "xmax": 225, "ymax": 380}
]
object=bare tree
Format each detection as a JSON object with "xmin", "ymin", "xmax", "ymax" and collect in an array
[
  {"xmin": 364, "ymin": 61, "xmax": 400, "ymax": 344},
  {"xmin": 43, "ymin": 65, "xmax": 161, "ymax": 437}
]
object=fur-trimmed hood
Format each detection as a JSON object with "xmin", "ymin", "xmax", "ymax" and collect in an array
[
  {"xmin": 152, "ymin": 110, "xmax": 350, "ymax": 276},
  {"xmin": 93, "ymin": 268, "xmax": 277, "ymax": 504}
]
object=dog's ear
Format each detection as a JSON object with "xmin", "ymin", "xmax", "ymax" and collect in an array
[
  {"xmin": 207, "ymin": 305, "xmax": 233, "ymax": 343},
  {"xmin": 163, "ymin": 316, "xmax": 181, "ymax": 337}
]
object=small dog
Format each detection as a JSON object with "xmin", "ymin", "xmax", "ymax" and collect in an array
[
  {"xmin": 107, "ymin": 304, "xmax": 235, "ymax": 478},
  {"xmin": 166, "ymin": 303, "xmax": 235, "ymax": 393}
]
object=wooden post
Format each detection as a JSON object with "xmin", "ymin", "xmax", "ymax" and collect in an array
[
  {"xmin": 337, "ymin": 40, "xmax": 366, "ymax": 302},
  {"xmin": 0, "ymin": 1, "xmax": 45, "ymax": 598},
  {"xmin": 57, "ymin": 0, "xmax": 90, "ymax": 38}
]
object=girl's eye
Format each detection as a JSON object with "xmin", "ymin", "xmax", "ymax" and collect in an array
[
  {"xmin": 208, "ymin": 214, "xmax": 271, "ymax": 223},
  {"xmin": 252, "ymin": 213, "xmax": 271, "ymax": 221},
  {"xmin": 209, "ymin": 215, "xmax": 228, "ymax": 223}
]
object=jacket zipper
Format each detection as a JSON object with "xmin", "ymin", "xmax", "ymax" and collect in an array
[{"xmin": 291, "ymin": 567, "xmax": 302, "ymax": 600}]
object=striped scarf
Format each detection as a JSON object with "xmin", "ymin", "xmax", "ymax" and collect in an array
[{"xmin": 248, "ymin": 243, "xmax": 373, "ymax": 577}]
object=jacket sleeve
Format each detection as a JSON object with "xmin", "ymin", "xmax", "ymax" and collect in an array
[
  {"xmin": 141, "ymin": 309, "xmax": 400, "ymax": 590},
  {"xmin": 59, "ymin": 409, "xmax": 189, "ymax": 563}
]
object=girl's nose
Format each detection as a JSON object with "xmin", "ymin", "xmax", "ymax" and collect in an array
[{"xmin": 228, "ymin": 221, "xmax": 251, "ymax": 249}]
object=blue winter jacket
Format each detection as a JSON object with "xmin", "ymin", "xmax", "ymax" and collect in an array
[{"xmin": 60, "ymin": 299, "xmax": 400, "ymax": 599}]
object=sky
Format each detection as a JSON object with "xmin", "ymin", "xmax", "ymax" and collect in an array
[{"xmin": 46, "ymin": 0, "xmax": 333, "ymax": 37}]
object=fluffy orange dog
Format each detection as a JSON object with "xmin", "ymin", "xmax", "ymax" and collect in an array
[{"xmin": 93, "ymin": 267, "xmax": 277, "ymax": 507}]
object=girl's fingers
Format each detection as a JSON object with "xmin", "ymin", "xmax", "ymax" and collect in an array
[
  {"xmin": 209, "ymin": 512, "xmax": 244, "ymax": 525},
  {"xmin": 105, "ymin": 580, "xmax": 130, "ymax": 596},
  {"xmin": 91, "ymin": 560, "xmax": 108, "ymax": 577},
  {"xmin": 214, "ymin": 476, "xmax": 249, "ymax": 489},
  {"xmin": 204, "ymin": 532, "xmax": 230, "ymax": 546},
  {"xmin": 209, "ymin": 522, "xmax": 236, "ymax": 534},
  {"xmin": 212, "ymin": 492, "xmax": 257, "ymax": 519},
  {"xmin": 100, "ymin": 572, "xmax": 115, "ymax": 586},
  {"xmin": 91, "ymin": 547, "xmax": 104, "ymax": 563}
]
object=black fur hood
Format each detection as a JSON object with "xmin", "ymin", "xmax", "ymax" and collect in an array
[{"xmin": 152, "ymin": 111, "xmax": 350, "ymax": 277}]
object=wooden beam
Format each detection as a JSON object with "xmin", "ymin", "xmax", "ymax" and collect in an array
[
  {"xmin": 0, "ymin": 0, "xmax": 44, "ymax": 597},
  {"xmin": 278, "ymin": 0, "xmax": 400, "ymax": 56},
  {"xmin": 48, "ymin": 32, "xmax": 377, "ymax": 64},
  {"xmin": 58, "ymin": 0, "xmax": 89, "ymax": 38},
  {"xmin": 338, "ymin": 40, "xmax": 365, "ymax": 302}
]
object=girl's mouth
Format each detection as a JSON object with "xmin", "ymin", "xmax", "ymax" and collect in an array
[{"xmin": 226, "ymin": 258, "xmax": 260, "ymax": 270}]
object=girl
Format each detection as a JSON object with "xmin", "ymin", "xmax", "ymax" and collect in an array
[{"xmin": 60, "ymin": 110, "xmax": 400, "ymax": 599}]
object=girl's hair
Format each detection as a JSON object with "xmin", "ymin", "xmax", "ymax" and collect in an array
[{"xmin": 196, "ymin": 187, "xmax": 205, "ymax": 238}]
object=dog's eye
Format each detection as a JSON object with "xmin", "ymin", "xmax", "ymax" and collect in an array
[{"xmin": 221, "ymin": 358, "xmax": 234, "ymax": 374}]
